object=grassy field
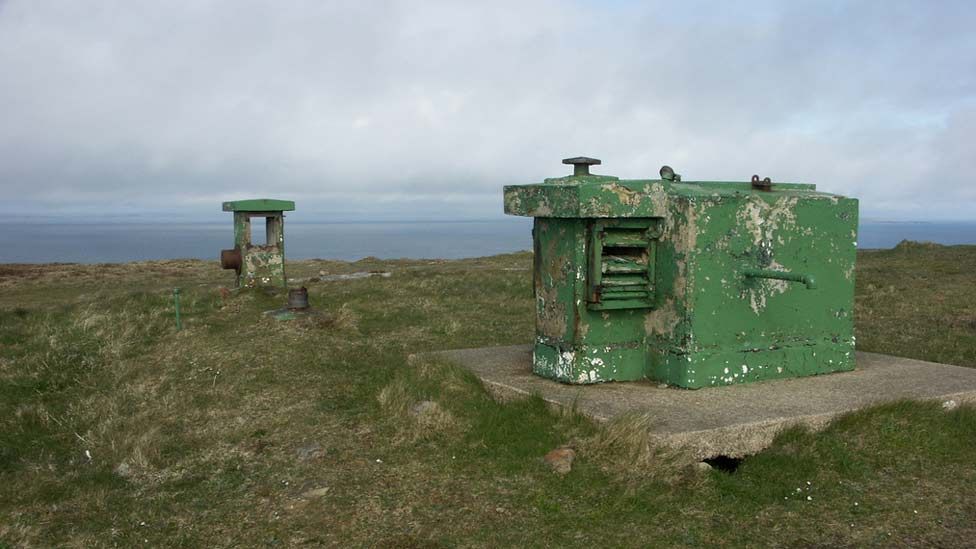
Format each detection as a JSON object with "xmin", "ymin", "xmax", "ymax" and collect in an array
[{"xmin": 1, "ymin": 242, "xmax": 975, "ymax": 547}]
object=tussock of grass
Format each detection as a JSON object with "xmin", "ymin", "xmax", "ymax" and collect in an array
[
  {"xmin": 377, "ymin": 379, "xmax": 461, "ymax": 444},
  {"xmin": 580, "ymin": 412, "xmax": 657, "ymax": 469},
  {"xmin": 376, "ymin": 357, "xmax": 482, "ymax": 444},
  {"xmin": 413, "ymin": 355, "xmax": 477, "ymax": 394},
  {"xmin": 577, "ymin": 412, "xmax": 688, "ymax": 483},
  {"xmin": 332, "ymin": 303, "xmax": 361, "ymax": 331}
]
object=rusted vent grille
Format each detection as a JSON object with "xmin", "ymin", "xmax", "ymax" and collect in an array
[{"xmin": 588, "ymin": 220, "xmax": 659, "ymax": 310}]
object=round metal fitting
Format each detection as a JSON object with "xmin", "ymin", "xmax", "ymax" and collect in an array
[
  {"xmin": 287, "ymin": 287, "xmax": 310, "ymax": 310},
  {"xmin": 751, "ymin": 175, "xmax": 773, "ymax": 191},
  {"xmin": 562, "ymin": 156, "xmax": 601, "ymax": 176},
  {"xmin": 660, "ymin": 165, "xmax": 681, "ymax": 182}
]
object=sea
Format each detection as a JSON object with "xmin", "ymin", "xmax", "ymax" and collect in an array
[{"xmin": 0, "ymin": 220, "xmax": 974, "ymax": 264}]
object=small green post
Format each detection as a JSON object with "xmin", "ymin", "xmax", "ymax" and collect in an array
[{"xmin": 173, "ymin": 288, "xmax": 182, "ymax": 330}]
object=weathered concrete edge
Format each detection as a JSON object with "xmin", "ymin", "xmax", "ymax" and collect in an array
[
  {"xmin": 488, "ymin": 380, "xmax": 976, "ymax": 460},
  {"xmin": 661, "ymin": 389, "xmax": 976, "ymax": 460},
  {"xmin": 411, "ymin": 350, "xmax": 606, "ymax": 418},
  {"xmin": 478, "ymin": 375, "xmax": 611, "ymax": 418},
  {"xmin": 419, "ymin": 350, "xmax": 976, "ymax": 460}
]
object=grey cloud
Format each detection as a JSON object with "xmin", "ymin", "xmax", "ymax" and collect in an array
[{"xmin": 0, "ymin": 0, "xmax": 974, "ymax": 221}]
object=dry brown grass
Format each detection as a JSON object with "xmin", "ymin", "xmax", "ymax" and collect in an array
[
  {"xmin": 2, "ymin": 248, "xmax": 976, "ymax": 547},
  {"xmin": 577, "ymin": 411, "xmax": 692, "ymax": 485},
  {"xmin": 376, "ymin": 357, "xmax": 478, "ymax": 445},
  {"xmin": 377, "ymin": 381, "xmax": 462, "ymax": 444}
]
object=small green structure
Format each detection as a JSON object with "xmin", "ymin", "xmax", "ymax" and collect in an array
[
  {"xmin": 504, "ymin": 157, "xmax": 858, "ymax": 388},
  {"xmin": 220, "ymin": 198, "xmax": 295, "ymax": 288}
]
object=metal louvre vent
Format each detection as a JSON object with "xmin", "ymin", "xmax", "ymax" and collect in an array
[{"xmin": 587, "ymin": 220, "xmax": 659, "ymax": 310}]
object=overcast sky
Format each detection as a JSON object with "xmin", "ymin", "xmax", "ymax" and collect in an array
[{"xmin": 0, "ymin": 0, "xmax": 974, "ymax": 222}]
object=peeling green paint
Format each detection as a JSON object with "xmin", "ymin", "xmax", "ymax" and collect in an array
[{"xmin": 505, "ymin": 162, "xmax": 858, "ymax": 388}]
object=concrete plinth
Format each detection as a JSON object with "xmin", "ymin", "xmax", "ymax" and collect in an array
[{"xmin": 431, "ymin": 345, "xmax": 976, "ymax": 459}]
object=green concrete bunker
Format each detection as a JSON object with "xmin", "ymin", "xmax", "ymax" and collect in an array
[
  {"xmin": 504, "ymin": 157, "xmax": 858, "ymax": 388},
  {"xmin": 220, "ymin": 198, "xmax": 295, "ymax": 288}
]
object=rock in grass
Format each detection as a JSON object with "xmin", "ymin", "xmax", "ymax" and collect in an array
[
  {"xmin": 114, "ymin": 462, "xmax": 132, "ymax": 478},
  {"xmin": 296, "ymin": 443, "xmax": 324, "ymax": 461},
  {"xmin": 302, "ymin": 486, "xmax": 330, "ymax": 498},
  {"xmin": 543, "ymin": 447, "xmax": 576, "ymax": 474},
  {"xmin": 411, "ymin": 400, "xmax": 440, "ymax": 417},
  {"xmin": 695, "ymin": 461, "xmax": 713, "ymax": 472}
]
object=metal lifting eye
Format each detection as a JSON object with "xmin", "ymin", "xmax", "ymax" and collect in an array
[
  {"xmin": 660, "ymin": 165, "xmax": 681, "ymax": 182},
  {"xmin": 751, "ymin": 175, "xmax": 772, "ymax": 190}
]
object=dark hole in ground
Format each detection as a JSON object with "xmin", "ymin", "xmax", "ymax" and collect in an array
[{"xmin": 704, "ymin": 455, "xmax": 742, "ymax": 473}]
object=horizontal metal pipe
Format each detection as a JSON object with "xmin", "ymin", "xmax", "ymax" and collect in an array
[{"xmin": 743, "ymin": 268, "xmax": 817, "ymax": 290}]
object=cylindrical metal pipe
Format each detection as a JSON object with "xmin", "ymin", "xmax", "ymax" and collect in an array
[
  {"xmin": 220, "ymin": 248, "xmax": 242, "ymax": 271},
  {"xmin": 287, "ymin": 287, "xmax": 309, "ymax": 310},
  {"xmin": 743, "ymin": 268, "xmax": 817, "ymax": 290}
]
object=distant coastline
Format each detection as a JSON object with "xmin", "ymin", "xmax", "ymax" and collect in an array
[
  {"xmin": 1, "ymin": 217, "xmax": 971, "ymax": 226},
  {"xmin": 1, "ymin": 220, "xmax": 975, "ymax": 264}
]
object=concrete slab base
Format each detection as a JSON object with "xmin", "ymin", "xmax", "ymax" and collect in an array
[{"xmin": 431, "ymin": 345, "xmax": 976, "ymax": 459}]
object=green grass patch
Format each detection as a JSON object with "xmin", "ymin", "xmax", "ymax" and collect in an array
[{"xmin": 0, "ymin": 246, "xmax": 975, "ymax": 546}]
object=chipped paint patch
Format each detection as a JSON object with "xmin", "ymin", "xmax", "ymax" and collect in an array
[{"xmin": 644, "ymin": 298, "xmax": 681, "ymax": 336}]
